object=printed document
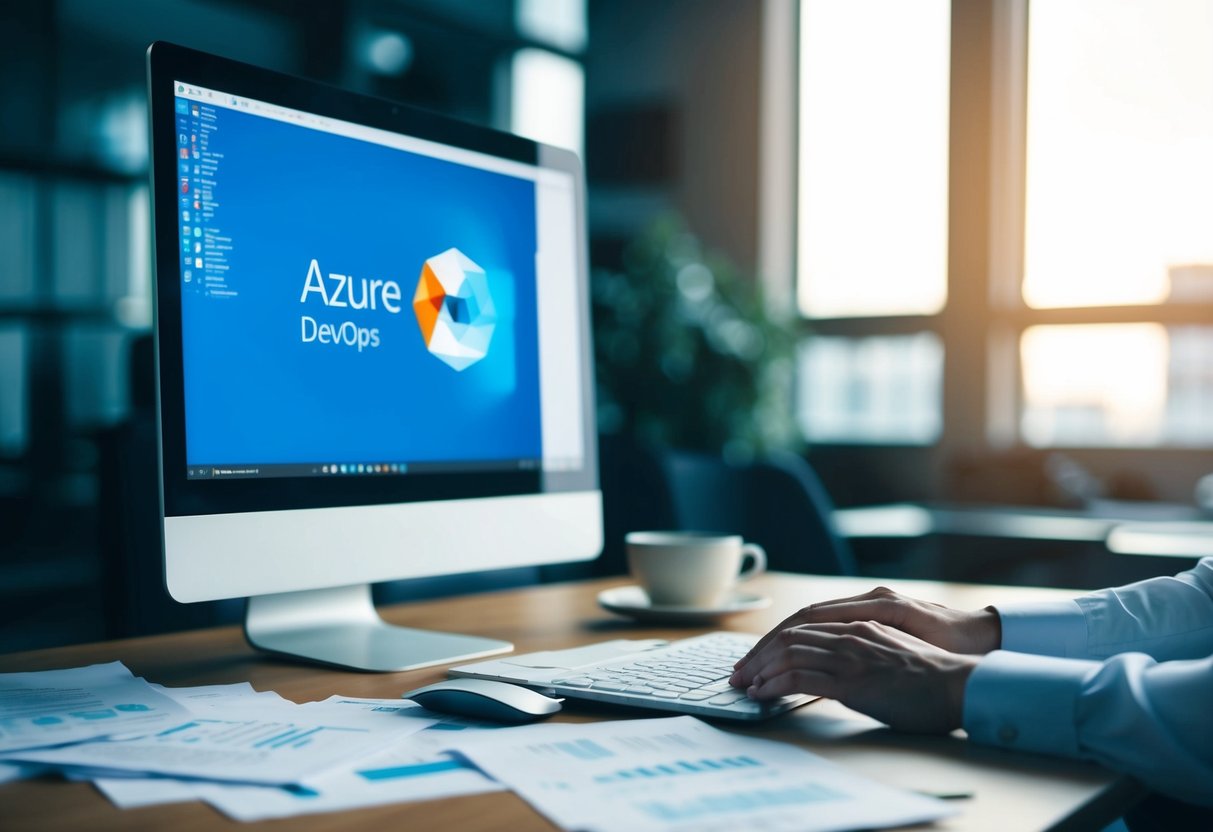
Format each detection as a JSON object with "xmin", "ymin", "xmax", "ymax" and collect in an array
[
  {"xmin": 8, "ymin": 698, "xmax": 435, "ymax": 785},
  {"xmin": 445, "ymin": 715, "xmax": 955, "ymax": 832},
  {"xmin": 92, "ymin": 697, "xmax": 503, "ymax": 819},
  {"xmin": 0, "ymin": 662, "xmax": 192, "ymax": 753}
]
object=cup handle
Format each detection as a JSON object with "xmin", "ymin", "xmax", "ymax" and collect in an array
[{"xmin": 738, "ymin": 543, "xmax": 767, "ymax": 582}]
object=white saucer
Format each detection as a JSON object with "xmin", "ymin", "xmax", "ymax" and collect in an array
[{"xmin": 597, "ymin": 585, "xmax": 772, "ymax": 624}]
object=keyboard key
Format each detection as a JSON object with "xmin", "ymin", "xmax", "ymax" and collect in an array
[
  {"xmin": 650, "ymin": 690, "xmax": 681, "ymax": 698},
  {"xmin": 708, "ymin": 691, "xmax": 747, "ymax": 705},
  {"xmin": 678, "ymin": 691, "xmax": 716, "ymax": 700},
  {"xmin": 554, "ymin": 677, "xmax": 593, "ymax": 687}
]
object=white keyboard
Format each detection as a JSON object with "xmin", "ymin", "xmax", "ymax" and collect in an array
[{"xmin": 454, "ymin": 632, "xmax": 813, "ymax": 721}]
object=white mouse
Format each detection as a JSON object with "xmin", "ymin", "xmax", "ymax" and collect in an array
[{"xmin": 403, "ymin": 678, "xmax": 563, "ymax": 723}]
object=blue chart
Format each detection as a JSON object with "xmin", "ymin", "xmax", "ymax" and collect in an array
[
  {"xmin": 636, "ymin": 783, "xmax": 844, "ymax": 822},
  {"xmin": 357, "ymin": 758, "xmax": 470, "ymax": 782},
  {"xmin": 593, "ymin": 755, "xmax": 763, "ymax": 784},
  {"xmin": 532, "ymin": 739, "xmax": 616, "ymax": 762}
]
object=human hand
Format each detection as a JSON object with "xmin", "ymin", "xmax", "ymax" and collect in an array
[
  {"xmin": 731, "ymin": 620, "xmax": 980, "ymax": 733},
  {"xmin": 734, "ymin": 586, "xmax": 1000, "ymax": 677}
]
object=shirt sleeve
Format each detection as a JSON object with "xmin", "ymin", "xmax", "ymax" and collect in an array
[
  {"xmin": 964, "ymin": 650, "xmax": 1213, "ymax": 807},
  {"xmin": 993, "ymin": 557, "xmax": 1213, "ymax": 661}
]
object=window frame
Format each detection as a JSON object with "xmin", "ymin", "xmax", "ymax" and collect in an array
[{"xmin": 791, "ymin": 0, "xmax": 1213, "ymax": 462}]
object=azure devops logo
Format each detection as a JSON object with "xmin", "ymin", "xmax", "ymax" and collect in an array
[{"xmin": 412, "ymin": 248, "xmax": 496, "ymax": 371}]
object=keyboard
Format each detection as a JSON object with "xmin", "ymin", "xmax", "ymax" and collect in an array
[{"xmin": 452, "ymin": 632, "xmax": 814, "ymax": 722}]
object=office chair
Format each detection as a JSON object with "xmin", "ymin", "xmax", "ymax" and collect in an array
[{"xmin": 657, "ymin": 449, "xmax": 856, "ymax": 576}]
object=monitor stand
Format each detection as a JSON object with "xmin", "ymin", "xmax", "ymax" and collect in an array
[{"xmin": 244, "ymin": 584, "xmax": 513, "ymax": 672}]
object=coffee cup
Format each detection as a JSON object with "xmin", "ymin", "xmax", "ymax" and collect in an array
[{"xmin": 625, "ymin": 531, "xmax": 767, "ymax": 608}]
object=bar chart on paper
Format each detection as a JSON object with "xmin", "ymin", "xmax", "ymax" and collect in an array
[
  {"xmin": 636, "ymin": 783, "xmax": 845, "ymax": 823},
  {"xmin": 594, "ymin": 755, "xmax": 769, "ymax": 783},
  {"xmin": 446, "ymin": 716, "xmax": 954, "ymax": 832}
]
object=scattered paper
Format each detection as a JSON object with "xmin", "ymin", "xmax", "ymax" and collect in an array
[
  {"xmin": 199, "ymin": 696, "xmax": 505, "ymax": 821},
  {"xmin": 94, "ymin": 776, "xmax": 209, "ymax": 809},
  {"xmin": 9, "ymin": 701, "xmax": 435, "ymax": 786},
  {"xmin": 444, "ymin": 715, "xmax": 956, "ymax": 832},
  {"xmin": 0, "ymin": 761, "xmax": 45, "ymax": 784},
  {"xmin": 0, "ymin": 662, "xmax": 193, "ymax": 753},
  {"xmin": 201, "ymin": 732, "xmax": 504, "ymax": 821},
  {"xmin": 89, "ymin": 699, "xmax": 507, "ymax": 820}
]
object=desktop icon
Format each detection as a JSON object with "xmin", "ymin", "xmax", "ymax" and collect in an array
[
  {"xmin": 412, "ymin": 248, "xmax": 496, "ymax": 372},
  {"xmin": 175, "ymin": 99, "xmax": 188, "ymax": 114},
  {"xmin": 195, "ymin": 258, "xmax": 203, "ymax": 268},
  {"xmin": 179, "ymin": 147, "xmax": 189, "ymax": 159},
  {"xmin": 180, "ymin": 179, "xmax": 190, "ymax": 194}
]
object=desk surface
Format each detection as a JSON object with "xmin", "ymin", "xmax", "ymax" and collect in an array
[{"xmin": 0, "ymin": 573, "xmax": 1140, "ymax": 831}]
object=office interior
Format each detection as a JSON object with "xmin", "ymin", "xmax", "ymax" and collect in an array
[{"xmin": 1, "ymin": 0, "xmax": 1212, "ymax": 656}]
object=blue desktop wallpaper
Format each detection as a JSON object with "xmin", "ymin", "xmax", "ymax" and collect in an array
[{"xmin": 177, "ymin": 100, "xmax": 542, "ymax": 465}]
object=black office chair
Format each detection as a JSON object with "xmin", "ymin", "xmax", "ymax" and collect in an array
[{"xmin": 656, "ymin": 448, "xmax": 856, "ymax": 576}]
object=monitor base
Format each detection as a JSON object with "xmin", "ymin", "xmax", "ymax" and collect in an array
[{"xmin": 244, "ymin": 584, "xmax": 513, "ymax": 672}]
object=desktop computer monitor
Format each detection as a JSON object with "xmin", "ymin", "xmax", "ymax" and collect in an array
[{"xmin": 146, "ymin": 42, "xmax": 601, "ymax": 671}]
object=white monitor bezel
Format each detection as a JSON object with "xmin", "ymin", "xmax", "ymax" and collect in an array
[{"xmin": 148, "ymin": 42, "xmax": 600, "ymax": 604}]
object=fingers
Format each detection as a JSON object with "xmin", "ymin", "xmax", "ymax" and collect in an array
[
  {"xmin": 748, "ymin": 668, "xmax": 839, "ymax": 701},
  {"xmin": 734, "ymin": 587, "xmax": 901, "ymax": 670},
  {"xmin": 733, "ymin": 620, "xmax": 931, "ymax": 689},
  {"xmin": 732, "ymin": 622, "xmax": 862, "ymax": 688}
]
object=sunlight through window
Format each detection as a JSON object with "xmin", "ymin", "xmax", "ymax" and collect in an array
[
  {"xmin": 1023, "ymin": 0, "xmax": 1213, "ymax": 308},
  {"xmin": 798, "ymin": 0, "xmax": 950, "ymax": 318}
]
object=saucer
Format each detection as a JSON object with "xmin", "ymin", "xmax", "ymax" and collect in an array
[{"xmin": 597, "ymin": 585, "xmax": 772, "ymax": 624}]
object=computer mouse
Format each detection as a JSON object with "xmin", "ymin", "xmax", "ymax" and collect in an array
[{"xmin": 403, "ymin": 678, "xmax": 563, "ymax": 724}]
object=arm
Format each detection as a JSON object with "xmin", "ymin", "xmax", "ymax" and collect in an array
[
  {"xmin": 734, "ymin": 620, "xmax": 1213, "ymax": 807},
  {"xmin": 965, "ymin": 650, "xmax": 1213, "ymax": 807},
  {"xmin": 996, "ymin": 557, "xmax": 1213, "ymax": 661},
  {"xmin": 733, "ymin": 557, "xmax": 1213, "ymax": 667}
]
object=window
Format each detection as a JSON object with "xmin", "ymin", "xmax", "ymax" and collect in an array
[
  {"xmin": 510, "ymin": 48, "xmax": 585, "ymax": 157},
  {"xmin": 1017, "ymin": 0, "xmax": 1213, "ymax": 448},
  {"xmin": 795, "ymin": 0, "xmax": 950, "ymax": 444},
  {"xmin": 793, "ymin": 0, "xmax": 1213, "ymax": 454}
]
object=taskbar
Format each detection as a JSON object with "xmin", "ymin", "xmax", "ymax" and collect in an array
[{"xmin": 186, "ymin": 458, "xmax": 541, "ymax": 481}]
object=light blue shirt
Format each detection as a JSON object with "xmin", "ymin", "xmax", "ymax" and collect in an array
[{"xmin": 963, "ymin": 557, "xmax": 1213, "ymax": 806}]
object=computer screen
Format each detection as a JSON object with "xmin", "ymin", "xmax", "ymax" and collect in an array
[{"xmin": 149, "ymin": 43, "xmax": 600, "ymax": 671}]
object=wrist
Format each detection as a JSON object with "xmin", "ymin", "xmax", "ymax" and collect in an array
[
  {"xmin": 946, "ymin": 655, "xmax": 980, "ymax": 731},
  {"xmin": 964, "ymin": 607, "xmax": 1002, "ymax": 654}
]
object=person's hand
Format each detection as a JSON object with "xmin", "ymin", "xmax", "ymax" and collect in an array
[
  {"xmin": 731, "ymin": 620, "xmax": 980, "ymax": 733},
  {"xmin": 734, "ymin": 587, "xmax": 1000, "ymax": 677}
]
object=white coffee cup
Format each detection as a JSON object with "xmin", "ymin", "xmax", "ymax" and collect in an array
[{"xmin": 625, "ymin": 531, "xmax": 767, "ymax": 608}]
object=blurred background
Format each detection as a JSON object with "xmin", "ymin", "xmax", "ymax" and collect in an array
[{"xmin": 2, "ymin": 0, "xmax": 1212, "ymax": 653}]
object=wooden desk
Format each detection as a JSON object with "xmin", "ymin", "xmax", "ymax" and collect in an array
[{"xmin": 0, "ymin": 573, "xmax": 1141, "ymax": 831}]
